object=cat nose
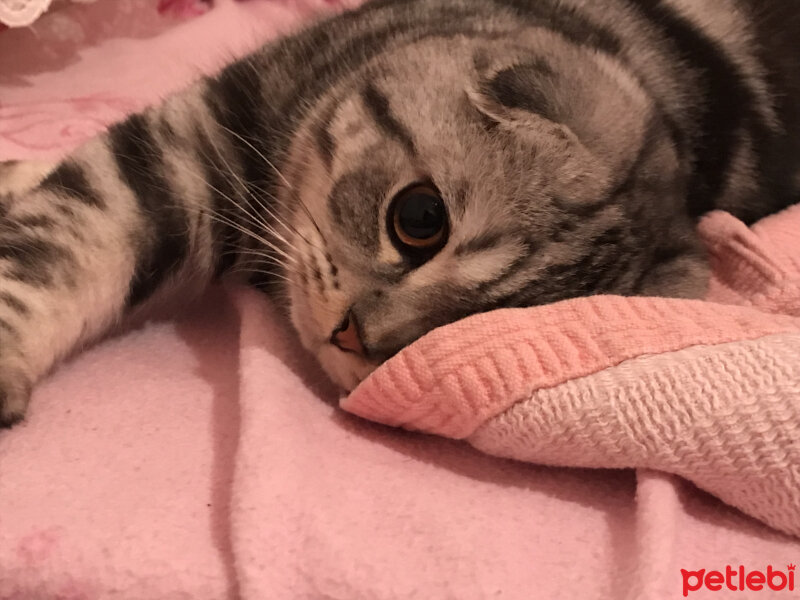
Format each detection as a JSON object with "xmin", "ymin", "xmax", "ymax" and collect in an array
[{"xmin": 330, "ymin": 310, "xmax": 365, "ymax": 356}]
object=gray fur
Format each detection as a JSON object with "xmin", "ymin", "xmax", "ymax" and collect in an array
[{"xmin": 1, "ymin": 0, "xmax": 799, "ymax": 424}]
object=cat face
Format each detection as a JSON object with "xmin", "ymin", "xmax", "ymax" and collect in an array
[{"xmin": 278, "ymin": 36, "xmax": 707, "ymax": 391}]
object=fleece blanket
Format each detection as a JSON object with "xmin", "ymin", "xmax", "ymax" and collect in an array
[{"xmin": 1, "ymin": 1, "xmax": 799, "ymax": 599}]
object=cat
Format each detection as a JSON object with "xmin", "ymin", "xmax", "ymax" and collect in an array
[{"xmin": 1, "ymin": 0, "xmax": 799, "ymax": 426}]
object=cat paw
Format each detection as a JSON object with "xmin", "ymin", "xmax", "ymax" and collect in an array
[{"xmin": 0, "ymin": 368, "xmax": 31, "ymax": 428}]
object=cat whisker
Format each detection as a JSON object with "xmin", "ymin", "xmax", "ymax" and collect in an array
[
  {"xmin": 202, "ymin": 208, "xmax": 299, "ymax": 266},
  {"xmin": 177, "ymin": 153, "xmax": 288, "ymax": 242},
  {"xmin": 215, "ymin": 122, "xmax": 329, "ymax": 245},
  {"xmin": 227, "ymin": 244, "xmax": 306, "ymax": 277},
  {"xmin": 216, "ymin": 122, "xmax": 292, "ymax": 189},
  {"xmin": 193, "ymin": 133, "xmax": 309, "ymax": 250},
  {"xmin": 107, "ymin": 142, "xmax": 305, "ymax": 283},
  {"xmin": 165, "ymin": 162, "xmax": 300, "ymax": 266},
  {"xmin": 120, "ymin": 129, "xmax": 293, "ymax": 253},
  {"xmin": 228, "ymin": 265, "xmax": 294, "ymax": 284}
]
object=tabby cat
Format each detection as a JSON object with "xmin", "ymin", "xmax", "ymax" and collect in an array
[{"xmin": 1, "ymin": 0, "xmax": 799, "ymax": 426}]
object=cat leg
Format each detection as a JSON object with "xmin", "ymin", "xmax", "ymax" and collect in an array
[{"xmin": 0, "ymin": 93, "xmax": 252, "ymax": 426}]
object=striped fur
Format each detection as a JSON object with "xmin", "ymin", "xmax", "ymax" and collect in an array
[{"xmin": 1, "ymin": 0, "xmax": 799, "ymax": 424}]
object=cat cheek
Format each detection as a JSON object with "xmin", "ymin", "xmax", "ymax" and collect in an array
[
  {"xmin": 287, "ymin": 275, "xmax": 332, "ymax": 351},
  {"xmin": 287, "ymin": 290, "xmax": 318, "ymax": 351}
]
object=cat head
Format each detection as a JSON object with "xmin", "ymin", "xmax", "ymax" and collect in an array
[{"xmin": 276, "ymin": 34, "xmax": 707, "ymax": 391}]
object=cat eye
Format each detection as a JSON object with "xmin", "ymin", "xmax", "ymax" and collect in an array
[{"xmin": 389, "ymin": 184, "xmax": 448, "ymax": 253}]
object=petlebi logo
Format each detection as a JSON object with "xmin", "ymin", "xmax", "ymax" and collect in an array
[{"xmin": 681, "ymin": 564, "xmax": 796, "ymax": 596}]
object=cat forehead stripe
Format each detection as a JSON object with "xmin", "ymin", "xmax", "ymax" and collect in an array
[{"xmin": 360, "ymin": 82, "xmax": 417, "ymax": 156}]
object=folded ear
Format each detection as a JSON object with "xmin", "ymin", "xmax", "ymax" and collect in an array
[
  {"xmin": 468, "ymin": 47, "xmax": 650, "ymax": 172},
  {"xmin": 472, "ymin": 60, "xmax": 577, "ymax": 132}
]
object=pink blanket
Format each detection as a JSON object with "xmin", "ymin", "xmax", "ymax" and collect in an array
[{"xmin": 1, "ymin": 1, "xmax": 799, "ymax": 599}]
